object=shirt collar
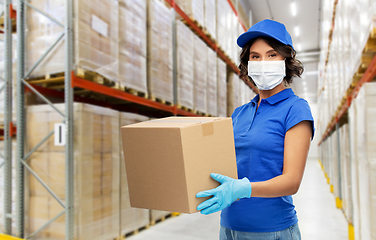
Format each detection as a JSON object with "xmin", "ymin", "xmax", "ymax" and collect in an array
[{"xmin": 251, "ymin": 88, "xmax": 295, "ymax": 106}]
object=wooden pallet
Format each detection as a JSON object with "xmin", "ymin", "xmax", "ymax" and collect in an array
[
  {"xmin": 195, "ymin": 110, "xmax": 208, "ymax": 117},
  {"xmin": 150, "ymin": 213, "xmax": 173, "ymax": 226},
  {"xmin": 176, "ymin": 104, "xmax": 194, "ymax": 113},
  {"xmin": 119, "ymin": 225, "xmax": 150, "ymax": 239},
  {"xmin": 149, "ymin": 94, "xmax": 173, "ymax": 106},
  {"xmin": 26, "ymin": 72, "xmax": 66, "ymax": 88},
  {"xmin": 203, "ymin": 29, "xmax": 216, "ymax": 43},
  {"xmin": 76, "ymin": 68, "xmax": 116, "ymax": 87},
  {"xmin": 111, "ymin": 82, "xmax": 149, "ymax": 99},
  {"xmin": 0, "ymin": 15, "xmax": 17, "ymax": 32}
]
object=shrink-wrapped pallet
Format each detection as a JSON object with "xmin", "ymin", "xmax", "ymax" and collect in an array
[
  {"xmin": 25, "ymin": 103, "xmax": 120, "ymax": 240},
  {"xmin": 206, "ymin": 47, "xmax": 217, "ymax": 116},
  {"xmin": 204, "ymin": 0, "xmax": 216, "ymax": 40},
  {"xmin": 120, "ymin": 112, "xmax": 149, "ymax": 235},
  {"xmin": 239, "ymin": 80, "xmax": 246, "ymax": 106},
  {"xmin": 227, "ymin": 72, "xmax": 240, "ymax": 116},
  {"xmin": 331, "ymin": 127, "xmax": 340, "ymax": 202},
  {"xmin": 348, "ymin": 100, "xmax": 361, "ymax": 240},
  {"xmin": 25, "ymin": 0, "xmax": 119, "ymax": 82},
  {"xmin": 217, "ymin": 58, "xmax": 227, "ymax": 117},
  {"xmin": 150, "ymin": 210, "xmax": 171, "ymax": 225},
  {"xmin": 176, "ymin": 20, "xmax": 194, "ymax": 109},
  {"xmin": 0, "ymin": 140, "xmax": 17, "ymax": 233},
  {"xmin": 340, "ymin": 124, "xmax": 352, "ymax": 223},
  {"xmin": 175, "ymin": 0, "xmax": 204, "ymax": 27},
  {"xmin": 193, "ymin": 35, "xmax": 207, "ymax": 113},
  {"xmin": 119, "ymin": 0, "xmax": 147, "ymax": 93},
  {"xmin": 0, "ymin": 34, "xmax": 17, "ymax": 124},
  {"xmin": 353, "ymin": 82, "xmax": 376, "ymax": 240},
  {"xmin": 147, "ymin": 0, "xmax": 173, "ymax": 103},
  {"xmin": 216, "ymin": 0, "xmax": 228, "ymax": 58}
]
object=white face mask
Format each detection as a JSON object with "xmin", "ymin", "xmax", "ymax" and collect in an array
[{"xmin": 248, "ymin": 60, "xmax": 286, "ymax": 90}]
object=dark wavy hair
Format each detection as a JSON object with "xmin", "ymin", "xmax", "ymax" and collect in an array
[{"xmin": 239, "ymin": 37, "xmax": 304, "ymax": 86}]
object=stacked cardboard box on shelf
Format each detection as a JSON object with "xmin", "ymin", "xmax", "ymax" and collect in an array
[
  {"xmin": 206, "ymin": 47, "xmax": 217, "ymax": 116},
  {"xmin": 193, "ymin": 35, "xmax": 207, "ymax": 114},
  {"xmin": 147, "ymin": 0, "xmax": 173, "ymax": 103},
  {"xmin": 216, "ymin": 0, "xmax": 238, "ymax": 64},
  {"xmin": 176, "ymin": 20, "xmax": 194, "ymax": 110},
  {"xmin": 217, "ymin": 58, "xmax": 227, "ymax": 117},
  {"xmin": 120, "ymin": 112, "xmax": 150, "ymax": 236},
  {"xmin": 204, "ymin": 0, "xmax": 216, "ymax": 40},
  {"xmin": 339, "ymin": 124, "xmax": 352, "ymax": 223},
  {"xmin": 227, "ymin": 72, "xmax": 240, "ymax": 116},
  {"xmin": 0, "ymin": 34, "xmax": 17, "ymax": 124},
  {"xmin": 351, "ymin": 82, "xmax": 376, "ymax": 240},
  {"xmin": 26, "ymin": 0, "xmax": 119, "ymax": 82},
  {"xmin": 0, "ymin": 140, "xmax": 17, "ymax": 233},
  {"xmin": 26, "ymin": 103, "xmax": 120, "ymax": 240},
  {"xmin": 175, "ymin": 0, "xmax": 204, "ymax": 27},
  {"xmin": 119, "ymin": 0, "xmax": 147, "ymax": 93}
]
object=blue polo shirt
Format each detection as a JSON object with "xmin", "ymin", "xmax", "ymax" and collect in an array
[{"xmin": 221, "ymin": 88, "xmax": 314, "ymax": 232}]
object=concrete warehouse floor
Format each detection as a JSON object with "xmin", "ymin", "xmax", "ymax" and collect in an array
[{"xmin": 128, "ymin": 158, "xmax": 348, "ymax": 240}]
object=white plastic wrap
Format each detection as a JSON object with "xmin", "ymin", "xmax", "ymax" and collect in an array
[
  {"xmin": 227, "ymin": 72, "xmax": 240, "ymax": 116},
  {"xmin": 0, "ymin": 34, "xmax": 17, "ymax": 124},
  {"xmin": 193, "ymin": 35, "xmax": 207, "ymax": 113},
  {"xmin": 206, "ymin": 47, "xmax": 217, "ymax": 116},
  {"xmin": 147, "ymin": 0, "xmax": 173, "ymax": 102},
  {"xmin": 175, "ymin": 0, "xmax": 204, "ymax": 27},
  {"xmin": 204, "ymin": 0, "xmax": 216, "ymax": 40},
  {"xmin": 176, "ymin": 20, "xmax": 194, "ymax": 109},
  {"xmin": 26, "ymin": 103, "xmax": 120, "ymax": 240},
  {"xmin": 26, "ymin": 0, "xmax": 119, "ymax": 82},
  {"xmin": 119, "ymin": 0, "xmax": 147, "ymax": 93},
  {"xmin": 217, "ymin": 58, "xmax": 227, "ymax": 117},
  {"xmin": 0, "ymin": 140, "xmax": 17, "ymax": 233}
]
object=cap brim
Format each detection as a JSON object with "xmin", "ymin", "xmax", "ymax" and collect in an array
[{"xmin": 237, "ymin": 31, "xmax": 293, "ymax": 49}]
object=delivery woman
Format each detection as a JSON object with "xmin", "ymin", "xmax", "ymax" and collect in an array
[{"xmin": 196, "ymin": 19, "xmax": 314, "ymax": 239}]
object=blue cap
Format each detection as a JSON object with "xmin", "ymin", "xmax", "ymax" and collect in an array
[{"xmin": 237, "ymin": 19, "xmax": 294, "ymax": 50}]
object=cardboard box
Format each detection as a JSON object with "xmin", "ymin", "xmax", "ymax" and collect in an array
[{"xmin": 121, "ymin": 117, "xmax": 237, "ymax": 213}]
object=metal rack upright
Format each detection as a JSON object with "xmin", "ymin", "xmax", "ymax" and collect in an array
[
  {"xmin": 16, "ymin": 0, "xmax": 74, "ymax": 238},
  {"xmin": 1, "ymin": 0, "xmax": 15, "ymax": 236}
]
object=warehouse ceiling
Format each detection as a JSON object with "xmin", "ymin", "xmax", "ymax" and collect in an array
[{"xmin": 239, "ymin": 0, "xmax": 321, "ymax": 103}]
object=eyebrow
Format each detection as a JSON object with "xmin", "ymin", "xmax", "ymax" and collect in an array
[{"xmin": 249, "ymin": 49, "xmax": 277, "ymax": 55}]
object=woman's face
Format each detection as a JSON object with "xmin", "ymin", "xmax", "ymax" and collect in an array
[{"xmin": 249, "ymin": 39, "xmax": 284, "ymax": 62}]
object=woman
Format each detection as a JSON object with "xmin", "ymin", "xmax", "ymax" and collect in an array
[{"xmin": 196, "ymin": 19, "xmax": 314, "ymax": 239}]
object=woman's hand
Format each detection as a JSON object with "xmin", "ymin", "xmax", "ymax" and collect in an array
[{"xmin": 196, "ymin": 173, "xmax": 252, "ymax": 215}]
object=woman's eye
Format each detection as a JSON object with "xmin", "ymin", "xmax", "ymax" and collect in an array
[
  {"xmin": 269, "ymin": 54, "xmax": 277, "ymax": 57},
  {"xmin": 251, "ymin": 55, "xmax": 259, "ymax": 59}
]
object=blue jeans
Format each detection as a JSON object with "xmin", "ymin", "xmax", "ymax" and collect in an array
[{"xmin": 219, "ymin": 223, "xmax": 301, "ymax": 240}]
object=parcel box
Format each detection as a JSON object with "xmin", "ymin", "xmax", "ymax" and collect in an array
[{"xmin": 121, "ymin": 117, "xmax": 237, "ymax": 213}]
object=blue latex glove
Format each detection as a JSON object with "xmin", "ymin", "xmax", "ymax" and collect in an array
[{"xmin": 196, "ymin": 173, "xmax": 252, "ymax": 215}]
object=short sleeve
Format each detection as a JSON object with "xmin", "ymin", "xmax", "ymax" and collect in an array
[{"xmin": 285, "ymin": 98, "xmax": 315, "ymax": 139}]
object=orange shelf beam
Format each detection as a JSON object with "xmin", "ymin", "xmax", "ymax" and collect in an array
[
  {"xmin": 226, "ymin": 0, "xmax": 247, "ymax": 32},
  {"xmin": 71, "ymin": 72, "xmax": 199, "ymax": 117},
  {"xmin": 0, "ymin": 123, "xmax": 16, "ymax": 139},
  {"xmin": 318, "ymin": 53, "xmax": 376, "ymax": 146}
]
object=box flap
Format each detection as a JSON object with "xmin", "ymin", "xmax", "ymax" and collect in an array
[{"xmin": 121, "ymin": 116, "xmax": 228, "ymax": 129}]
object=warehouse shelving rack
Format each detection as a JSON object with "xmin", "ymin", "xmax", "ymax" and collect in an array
[
  {"xmin": 318, "ymin": 40, "xmax": 376, "ymax": 145},
  {"xmin": 317, "ymin": 1, "xmax": 376, "ymax": 238},
  {"xmin": 1, "ymin": 0, "xmax": 253, "ymax": 239},
  {"xmin": 165, "ymin": 0, "xmax": 258, "ymax": 94},
  {"xmin": 1, "ymin": 0, "xmax": 16, "ymax": 237}
]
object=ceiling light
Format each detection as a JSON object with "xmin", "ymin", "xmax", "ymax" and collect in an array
[
  {"xmin": 302, "ymin": 81, "xmax": 307, "ymax": 86},
  {"xmin": 291, "ymin": 2, "xmax": 297, "ymax": 17},
  {"xmin": 296, "ymin": 44, "xmax": 302, "ymax": 51},
  {"xmin": 294, "ymin": 26, "xmax": 300, "ymax": 37}
]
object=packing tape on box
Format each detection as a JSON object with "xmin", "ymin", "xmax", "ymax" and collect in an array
[{"xmin": 202, "ymin": 122, "xmax": 214, "ymax": 137}]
